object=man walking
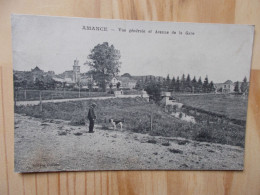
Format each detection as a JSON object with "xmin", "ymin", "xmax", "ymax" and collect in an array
[{"xmin": 87, "ymin": 103, "xmax": 97, "ymax": 133}]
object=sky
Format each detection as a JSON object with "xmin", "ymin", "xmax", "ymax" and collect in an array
[{"xmin": 12, "ymin": 15, "xmax": 254, "ymax": 83}]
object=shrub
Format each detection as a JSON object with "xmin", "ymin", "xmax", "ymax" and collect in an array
[
  {"xmin": 195, "ymin": 129, "xmax": 212, "ymax": 142},
  {"xmin": 144, "ymin": 82, "xmax": 162, "ymax": 103},
  {"xmin": 69, "ymin": 111, "xmax": 86, "ymax": 126}
]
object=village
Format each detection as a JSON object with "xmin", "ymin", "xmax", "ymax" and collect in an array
[{"xmin": 13, "ymin": 58, "xmax": 249, "ymax": 103}]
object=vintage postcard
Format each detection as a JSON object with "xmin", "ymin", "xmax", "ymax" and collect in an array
[{"xmin": 12, "ymin": 14, "xmax": 254, "ymax": 172}]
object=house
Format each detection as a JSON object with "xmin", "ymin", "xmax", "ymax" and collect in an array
[
  {"xmin": 214, "ymin": 80, "xmax": 249, "ymax": 94},
  {"xmin": 222, "ymin": 80, "xmax": 234, "ymax": 93},
  {"xmin": 109, "ymin": 76, "xmax": 137, "ymax": 89},
  {"xmin": 110, "ymin": 77, "xmax": 121, "ymax": 88},
  {"xmin": 117, "ymin": 77, "xmax": 137, "ymax": 89},
  {"xmin": 31, "ymin": 66, "xmax": 44, "ymax": 81},
  {"xmin": 214, "ymin": 80, "xmax": 234, "ymax": 93}
]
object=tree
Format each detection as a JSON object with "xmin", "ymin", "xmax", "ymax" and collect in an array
[
  {"xmin": 209, "ymin": 81, "xmax": 215, "ymax": 92},
  {"xmin": 185, "ymin": 74, "xmax": 191, "ymax": 92},
  {"xmin": 234, "ymin": 81, "xmax": 239, "ymax": 93},
  {"xmin": 175, "ymin": 76, "xmax": 180, "ymax": 92},
  {"xmin": 169, "ymin": 76, "xmax": 176, "ymax": 91},
  {"xmin": 191, "ymin": 76, "xmax": 197, "ymax": 92},
  {"xmin": 34, "ymin": 77, "xmax": 45, "ymax": 90},
  {"xmin": 180, "ymin": 74, "xmax": 185, "ymax": 92},
  {"xmin": 13, "ymin": 74, "xmax": 22, "ymax": 89},
  {"xmin": 165, "ymin": 74, "xmax": 171, "ymax": 91},
  {"xmin": 158, "ymin": 77, "xmax": 161, "ymax": 84},
  {"xmin": 197, "ymin": 77, "xmax": 203, "ymax": 93},
  {"xmin": 162, "ymin": 78, "xmax": 167, "ymax": 90},
  {"xmin": 240, "ymin": 77, "xmax": 248, "ymax": 93},
  {"xmin": 203, "ymin": 76, "xmax": 209, "ymax": 92},
  {"xmin": 145, "ymin": 81, "xmax": 162, "ymax": 103},
  {"xmin": 85, "ymin": 42, "xmax": 121, "ymax": 91},
  {"xmin": 192, "ymin": 76, "xmax": 197, "ymax": 84},
  {"xmin": 109, "ymin": 83, "xmax": 113, "ymax": 94},
  {"xmin": 135, "ymin": 80, "xmax": 142, "ymax": 90},
  {"xmin": 43, "ymin": 75, "xmax": 56, "ymax": 89},
  {"xmin": 186, "ymin": 74, "xmax": 191, "ymax": 83},
  {"xmin": 145, "ymin": 76, "xmax": 148, "ymax": 84},
  {"xmin": 116, "ymin": 82, "xmax": 121, "ymax": 89}
]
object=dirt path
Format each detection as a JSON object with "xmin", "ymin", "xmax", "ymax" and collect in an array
[
  {"xmin": 14, "ymin": 114, "xmax": 244, "ymax": 172},
  {"xmin": 16, "ymin": 95, "xmax": 141, "ymax": 106}
]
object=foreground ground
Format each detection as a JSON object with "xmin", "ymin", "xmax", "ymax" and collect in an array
[{"xmin": 15, "ymin": 114, "xmax": 244, "ymax": 172}]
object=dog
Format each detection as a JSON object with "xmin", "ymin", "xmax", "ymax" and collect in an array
[{"xmin": 108, "ymin": 118, "xmax": 124, "ymax": 130}]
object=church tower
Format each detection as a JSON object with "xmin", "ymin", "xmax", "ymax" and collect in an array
[{"xmin": 73, "ymin": 59, "xmax": 80, "ymax": 83}]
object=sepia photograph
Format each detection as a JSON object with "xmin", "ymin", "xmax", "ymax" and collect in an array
[{"xmin": 12, "ymin": 14, "xmax": 254, "ymax": 172}]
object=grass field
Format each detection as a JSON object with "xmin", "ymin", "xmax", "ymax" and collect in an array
[
  {"xmin": 174, "ymin": 94, "xmax": 248, "ymax": 121},
  {"xmin": 15, "ymin": 97, "xmax": 246, "ymax": 147}
]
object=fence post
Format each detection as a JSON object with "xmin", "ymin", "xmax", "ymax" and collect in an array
[
  {"xmin": 39, "ymin": 90, "xmax": 43, "ymax": 112},
  {"xmin": 150, "ymin": 113, "xmax": 153, "ymax": 131}
]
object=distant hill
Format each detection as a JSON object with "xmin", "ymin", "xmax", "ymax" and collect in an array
[{"xmin": 121, "ymin": 73, "xmax": 132, "ymax": 78}]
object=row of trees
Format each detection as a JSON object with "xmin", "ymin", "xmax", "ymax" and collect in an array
[
  {"xmin": 13, "ymin": 73, "xmax": 58, "ymax": 90},
  {"xmin": 136, "ymin": 74, "xmax": 215, "ymax": 93},
  {"xmin": 234, "ymin": 77, "xmax": 248, "ymax": 93}
]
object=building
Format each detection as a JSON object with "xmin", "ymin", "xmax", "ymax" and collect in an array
[
  {"xmin": 109, "ymin": 76, "xmax": 137, "ymax": 89},
  {"xmin": 214, "ymin": 80, "xmax": 249, "ymax": 94},
  {"xmin": 31, "ymin": 66, "xmax": 44, "ymax": 81},
  {"xmin": 110, "ymin": 77, "xmax": 120, "ymax": 88},
  {"xmin": 57, "ymin": 59, "xmax": 81, "ymax": 84},
  {"xmin": 73, "ymin": 59, "xmax": 80, "ymax": 83},
  {"xmin": 117, "ymin": 77, "xmax": 137, "ymax": 89},
  {"xmin": 53, "ymin": 59, "xmax": 95, "ymax": 88},
  {"xmin": 222, "ymin": 80, "xmax": 234, "ymax": 93},
  {"xmin": 214, "ymin": 80, "xmax": 234, "ymax": 93}
]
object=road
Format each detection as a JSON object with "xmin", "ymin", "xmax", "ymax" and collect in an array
[{"xmin": 16, "ymin": 94, "xmax": 142, "ymax": 106}]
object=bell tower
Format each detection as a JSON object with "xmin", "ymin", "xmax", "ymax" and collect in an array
[{"xmin": 73, "ymin": 59, "xmax": 80, "ymax": 83}]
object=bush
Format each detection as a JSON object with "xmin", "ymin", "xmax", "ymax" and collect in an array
[
  {"xmin": 195, "ymin": 129, "xmax": 212, "ymax": 142},
  {"xmin": 69, "ymin": 111, "xmax": 86, "ymax": 126},
  {"xmin": 144, "ymin": 82, "xmax": 162, "ymax": 103}
]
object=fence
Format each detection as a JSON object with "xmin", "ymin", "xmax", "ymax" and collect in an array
[{"xmin": 14, "ymin": 89, "xmax": 114, "ymax": 101}]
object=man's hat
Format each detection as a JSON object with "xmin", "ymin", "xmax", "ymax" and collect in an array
[{"xmin": 91, "ymin": 103, "xmax": 97, "ymax": 107}]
